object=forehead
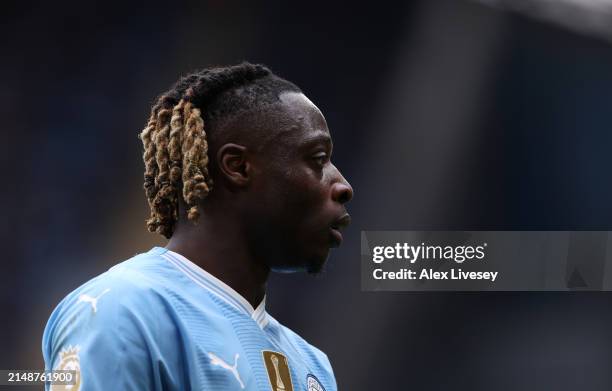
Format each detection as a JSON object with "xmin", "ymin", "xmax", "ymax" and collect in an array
[
  {"xmin": 278, "ymin": 91, "xmax": 325, "ymax": 125},
  {"xmin": 262, "ymin": 91, "xmax": 330, "ymax": 148}
]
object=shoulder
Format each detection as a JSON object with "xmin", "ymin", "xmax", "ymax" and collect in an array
[
  {"xmin": 41, "ymin": 249, "xmax": 193, "ymax": 389},
  {"xmin": 49, "ymin": 249, "xmax": 168, "ymax": 314},
  {"xmin": 42, "ymin": 249, "xmax": 179, "ymax": 358}
]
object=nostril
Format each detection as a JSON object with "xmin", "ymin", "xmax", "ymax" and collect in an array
[{"xmin": 333, "ymin": 183, "xmax": 353, "ymax": 204}]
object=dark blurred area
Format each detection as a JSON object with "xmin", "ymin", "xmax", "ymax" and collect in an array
[{"xmin": 4, "ymin": 0, "xmax": 612, "ymax": 389}]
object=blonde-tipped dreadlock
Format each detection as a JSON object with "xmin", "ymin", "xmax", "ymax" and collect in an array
[
  {"xmin": 139, "ymin": 62, "xmax": 301, "ymax": 238},
  {"xmin": 140, "ymin": 96, "xmax": 213, "ymax": 238}
]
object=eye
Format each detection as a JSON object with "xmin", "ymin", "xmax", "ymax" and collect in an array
[{"xmin": 312, "ymin": 152, "xmax": 329, "ymax": 166}]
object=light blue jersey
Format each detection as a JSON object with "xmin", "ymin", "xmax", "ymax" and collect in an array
[{"xmin": 42, "ymin": 247, "xmax": 336, "ymax": 391}]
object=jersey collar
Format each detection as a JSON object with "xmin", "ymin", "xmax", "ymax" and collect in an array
[{"xmin": 160, "ymin": 248, "xmax": 268, "ymax": 329}]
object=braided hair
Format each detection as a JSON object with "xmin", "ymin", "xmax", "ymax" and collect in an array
[{"xmin": 140, "ymin": 62, "xmax": 301, "ymax": 238}]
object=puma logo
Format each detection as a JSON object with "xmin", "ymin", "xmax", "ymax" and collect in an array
[
  {"xmin": 77, "ymin": 288, "xmax": 110, "ymax": 313},
  {"xmin": 208, "ymin": 352, "xmax": 245, "ymax": 389}
]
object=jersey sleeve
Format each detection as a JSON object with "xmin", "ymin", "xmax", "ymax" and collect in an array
[{"xmin": 42, "ymin": 273, "xmax": 183, "ymax": 391}]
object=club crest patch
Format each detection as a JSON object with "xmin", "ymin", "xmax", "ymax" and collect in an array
[
  {"xmin": 262, "ymin": 350, "xmax": 294, "ymax": 391},
  {"xmin": 51, "ymin": 345, "xmax": 81, "ymax": 391},
  {"xmin": 306, "ymin": 374, "xmax": 326, "ymax": 391}
]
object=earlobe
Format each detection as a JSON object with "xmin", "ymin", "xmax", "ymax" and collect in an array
[{"xmin": 217, "ymin": 143, "xmax": 251, "ymax": 188}]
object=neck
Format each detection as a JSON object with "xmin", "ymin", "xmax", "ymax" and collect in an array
[{"xmin": 165, "ymin": 212, "xmax": 269, "ymax": 309}]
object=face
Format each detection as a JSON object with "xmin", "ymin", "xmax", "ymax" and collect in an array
[{"xmin": 244, "ymin": 92, "xmax": 353, "ymax": 273}]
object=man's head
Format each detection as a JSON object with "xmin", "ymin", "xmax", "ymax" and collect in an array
[{"xmin": 141, "ymin": 62, "xmax": 353, "ymax": 273}]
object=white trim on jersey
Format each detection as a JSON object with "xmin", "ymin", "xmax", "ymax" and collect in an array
[{"xmin": 162, "ymin": 250, "xmax": 269, "ymax": 329}]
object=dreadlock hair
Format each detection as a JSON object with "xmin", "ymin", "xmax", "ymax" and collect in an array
[{"xmin": 140, "ymin": 62, "xmax": 302, "ymax": 238}]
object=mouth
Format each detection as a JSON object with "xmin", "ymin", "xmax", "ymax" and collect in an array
[{"xmin": 329, "ymin": 213, "xmax": 351, "ymax": 247}]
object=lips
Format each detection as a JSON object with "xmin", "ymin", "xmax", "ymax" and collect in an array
[
  {"xmin": 331, "ymin": 213, "xmax": 351, "ymax": 230},
  {"xmin": 330, "ymin": 213, "xmax": 351, "ymax": 247}
]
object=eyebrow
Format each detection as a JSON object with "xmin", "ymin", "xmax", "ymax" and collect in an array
[{"xmin": 300, "ymin": 133, "xmax": 333, "ymax": 149}]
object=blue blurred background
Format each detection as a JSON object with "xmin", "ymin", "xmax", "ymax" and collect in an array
[{"xmin": 4, "ymin": 0, "xmax": 612, "ymax": 389}]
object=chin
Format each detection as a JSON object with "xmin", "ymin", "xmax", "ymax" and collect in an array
[{"xmin": 305, "ymin": 252, "xmax": 329, "ymax": 275}]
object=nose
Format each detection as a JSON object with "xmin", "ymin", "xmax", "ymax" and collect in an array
[{"xmin": 331, "ymin": 166, "xmax": 354, "ymax": 204}]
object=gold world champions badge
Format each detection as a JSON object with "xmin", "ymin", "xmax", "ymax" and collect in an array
[{"xmin": 262, "ymin": 350, "xmax": 293, "ymax": 391}]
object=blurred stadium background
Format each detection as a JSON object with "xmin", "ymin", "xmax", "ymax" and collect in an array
[{"xmin": 4, "ymin": 0, "xmax": 612, "ymax": 389}]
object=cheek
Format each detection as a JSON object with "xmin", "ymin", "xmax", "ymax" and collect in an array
[
  {"xmin": 288, "ymin": 187, "xmax": 331, "ymax": 242},
  {"xmin": 257, "ymin": 162, "xmax": 330, "ymax": 228},
  {"xmin": 286, "ymin": 173, "xmax": 328, "ymax": 214}
]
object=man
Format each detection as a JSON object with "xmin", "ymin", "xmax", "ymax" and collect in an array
[{"xmin": 42, "ymin": 62, "xmax": 353, "ymax": 390}]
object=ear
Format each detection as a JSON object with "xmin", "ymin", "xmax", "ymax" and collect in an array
[{"xmin": 216, "ymin": 143, "xmax": 252, "ymax": 188}]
